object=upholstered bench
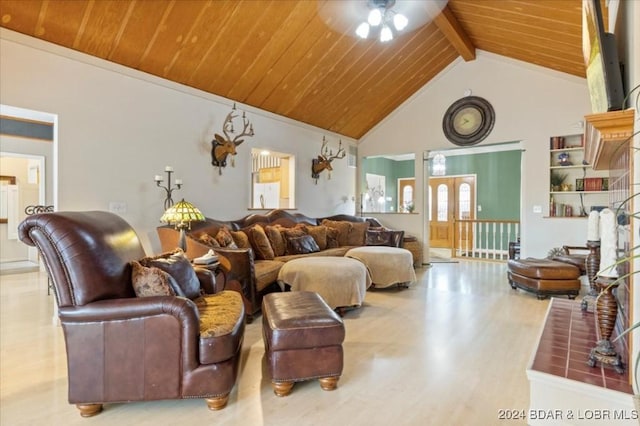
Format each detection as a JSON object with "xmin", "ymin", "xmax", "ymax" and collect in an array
[
  {"xmin": 276, "ymin": 257, "xmax": 371, "ymax": 313},
  {"xmin": 507, "ymin": 258, "xmax": 581, "ymax": 300},
  {"xmin": 262, "ymin": 291, "xmax": 345, "ymax": 397},
  {"xmin": 346, "ymin": 246, "xmax": 416, "ymax": 288}
]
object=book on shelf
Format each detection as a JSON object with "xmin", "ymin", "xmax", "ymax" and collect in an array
[{"xmin": 583, "ymin": 177, "xmax": 603, "ymax": 191}]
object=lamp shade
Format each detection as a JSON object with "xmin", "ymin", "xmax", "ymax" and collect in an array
[{"xmin": 160, "ymin": 199, "xmax": 205, "ymax": 227}]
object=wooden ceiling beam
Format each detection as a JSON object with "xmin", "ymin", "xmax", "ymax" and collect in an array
[{"xmin": 433, "ymin": 5, "xmax": 475, "ymax": 62}]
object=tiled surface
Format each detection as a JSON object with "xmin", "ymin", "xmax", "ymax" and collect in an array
[{"xmin": 531, "ymin": 298, "xmax": 632, "ymax": 394}]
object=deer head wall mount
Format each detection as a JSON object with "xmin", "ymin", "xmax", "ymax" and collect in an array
[
  {"xmin": 311, "ymin": 136, "xmax": 345, "ymax": 184},
  {"xmin": 211, "ymin": 103, "xmax": 254, "ymax": 175}
]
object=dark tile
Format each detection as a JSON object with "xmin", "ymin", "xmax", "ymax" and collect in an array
[
  {"xmin": 605, "ymin": 378, "xmax": 633, "ymax": 394},
  {"xmin": 568, "ymin": 359, "xmax": 602, "ymax": 374},
  {"xmin": 534, "ymin": 353, "xmax": 568, "ymax": 369},
  {"xmin": 532, "ymin": 362, "xmax": 567, "ymax": 377},
  {"xmin": 567, "ymin": 369, "xmax": 605, "ymax": 386}
]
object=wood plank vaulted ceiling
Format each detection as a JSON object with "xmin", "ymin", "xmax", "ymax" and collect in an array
[{"xmin": 0, "ymin": 0, "xmax": 592, "ymax": 139}]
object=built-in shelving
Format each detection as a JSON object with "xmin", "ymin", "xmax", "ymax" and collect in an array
[{"xmin": 548, "ymin": 134, "xmax": 609, "ymax": 218}]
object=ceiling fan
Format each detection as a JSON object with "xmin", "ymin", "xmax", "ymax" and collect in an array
[{"xmin": 318, "ymin": 0, "xmax": 449, "ymax": 43}]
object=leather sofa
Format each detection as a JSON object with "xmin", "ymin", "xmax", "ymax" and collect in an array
[
  {"xmin": 19, "ymin": 211, "xmax": 245, "ymax": 416},
  {"xmin": 157, "ymin": 209, "xmax": 404, "ymax": 321}
]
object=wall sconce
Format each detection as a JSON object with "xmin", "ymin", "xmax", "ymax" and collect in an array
[
  {"xmin": 154, "ymin": 166, "xmax": 182, "ymax": 210},
  {"xmin": 211, "ymin": 103, "xmax": 255, "ymax": 175},
  {"xmin": 311, "ymin": 136, "xmax": 345, "ymax": 184}
]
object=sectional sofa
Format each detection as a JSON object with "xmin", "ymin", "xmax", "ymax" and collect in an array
[{"xmin": 157, "ymin": 209, "xmax": 404, "ymax": 320}]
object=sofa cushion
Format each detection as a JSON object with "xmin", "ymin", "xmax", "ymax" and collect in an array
[
  {"xmin": 347, "ymin": 221, "xmax": 370, "ymax": 246},
  {"xmin": 247, "ymin": 224, "xmax": 275, "ymax": 260},
  {"xmin": 321, "ymin": 219, "xmax": 352, "ymax": 246},
  {"xmin": 285, "ymin": 234, "xmax": 320, "ymax": 255},
  {"xmin": 275, "ymin": 246, "xmax": 352, "ymax": 262},
  {"xmin": 139, "ymin": 249, "xmax": 200, "ymax": 299},
  {"xmin": 195, "ymin": 290, "xmax": 245, "ymax": 364},
  {"xmin": 303, "ymin": 224, "xmax": 328, "ymax": 250},
  {"xmin": 230, "ymin": 230, "xmax": 251, "ymax": 249},
  {"xmin": 254, "ymin": 259, "xmax": 285, "ymax": 292},
  {"xmin": 265, "ymin": 225, "xmax": 286, "ymax": 257},
  {"xmin": 130, "ymin": 261, "xmax": 177, "ymax": 297}
]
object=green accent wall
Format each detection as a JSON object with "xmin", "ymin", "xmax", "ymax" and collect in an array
[
  {"xmin": 438, "ymin": 150, "xmax": 521, "ymax": 221},
  {"xmin": 361, "ymin": 157, "xmax": 414, "ymax": 212}
]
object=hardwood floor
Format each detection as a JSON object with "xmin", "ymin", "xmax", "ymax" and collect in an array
[{"xmin": 0, "ymin": 261, "xmax": 549, "ymax": 425}]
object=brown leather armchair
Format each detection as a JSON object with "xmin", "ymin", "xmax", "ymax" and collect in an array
[{"xmin": 18, "ymin": 211, "xmax": 245, "ymax": 417}]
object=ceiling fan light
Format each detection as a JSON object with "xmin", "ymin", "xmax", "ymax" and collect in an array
[
  {"xmin": 393, "ymin": 13, "xmax": 408, "ymax": 31},
  {"xmin": 380, "ymin": 25, "xmax": 393, "ymax": 42},
  {"xmin": 356, "ymin": 22, "xmax": 370, "ymax": 39},
  {"xmin": 368, "ymin": 8, "xmax": 383, "ymax": 26}
]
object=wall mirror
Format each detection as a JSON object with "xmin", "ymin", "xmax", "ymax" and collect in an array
[
  {"xmin": 250, "ymin": 148, "xmax": 295, "ymax": 209},
  {"xmin": 361, "ymin": 154, "xmax": 415, "ymax": 213}
]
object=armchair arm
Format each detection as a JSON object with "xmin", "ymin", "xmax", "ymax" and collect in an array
[
  {"xmin": 194, "ymin": 267, "xmax": 217, "ymax": 294},
  {"xmin": 58, "ymin": 296, "xmax": 198, "ymax": 324},
  {"xmin": 211, "ymin": 247, "xmax": 257, "ymax": 317}
]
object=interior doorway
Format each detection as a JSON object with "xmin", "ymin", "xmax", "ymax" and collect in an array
[
  {"xmin": 0, "ymin": 105, "xmax": 56, "ymax": 274},
  {"xmin": 428, "ymin": 175, "xmax": 476, "ymax": 257}
]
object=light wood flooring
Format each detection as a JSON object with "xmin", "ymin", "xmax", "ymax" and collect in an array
[{"xmin": 0, "ymin": 261, "xmax": 551, "ymax": 425}]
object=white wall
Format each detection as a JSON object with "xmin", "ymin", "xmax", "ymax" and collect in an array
[
  {"xmin": 359, "ymin": 51, "xmax": 593, "ymax": 259},
  {"xmin": 0, "ymin": 29, "xmax": 357, "ymax": 254}
]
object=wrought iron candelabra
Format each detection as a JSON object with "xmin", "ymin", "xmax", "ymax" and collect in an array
[{"xmin": 154, "ymin": 166, "xmax": 182, "ymax": 210}]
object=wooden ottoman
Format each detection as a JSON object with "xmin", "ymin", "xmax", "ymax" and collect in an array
[
  {"xmin": 507, "ymin": 258, "xmax": 581, "ymax": 300},
  {"xmin": 262, "ymin": 291, "xmax": 345, "ymax": 397}
]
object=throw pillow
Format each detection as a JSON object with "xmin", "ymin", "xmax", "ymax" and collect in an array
[
  {"xmin": 285, "ymin": 234, "xmax": 320, "ymax": 255},
  {"xmin": 130, "ymin": 261, "xmax": 177, "ymax": 297},
  {"xmin": 247, "ymin": 225, "xmax": 275, "ymax": 260},
  {"xmin": 198, "ymin": 233, "xmax": 221, "ymax": 248},
  {"xmin": 326, "ymin": 227, "xmax": 340, "ymax": 248},
  {"xmin": 139, "ymin": 249, "xmax": 200, "ymax": 299},
  {"xmin": 347, "ymin": 221, "xmax": 370, "ymax": 246},
  {"xmin": 265, "ymin": 225, "xmax": 286, "ymax": 257},
  {"xmin": 230, "ymin": 230, "xmax": 250, "ymax": 249},
  {"xmin": 320, "ymin": 219, "xmax": 352, "ymax": 246},
  {"xmin": 216, "ymin": 226, "xmax": 238, "ymax": 249},
  {"xmin": 303, "ymin": 225, "xmax": 328, "ymax": 250}
]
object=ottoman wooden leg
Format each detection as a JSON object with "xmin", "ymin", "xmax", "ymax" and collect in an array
[
  {"xmin": 272, "ymin": 381, "xmax": 294, "ymax": 397},
  {"xmin": 319, "ymin": 376, "xmax": 339, "ymax": 391}
]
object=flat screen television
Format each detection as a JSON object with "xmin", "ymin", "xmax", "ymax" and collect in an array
[{"xmin": 582, "ymin": 0, "xmax": 624, "ymax": 113}]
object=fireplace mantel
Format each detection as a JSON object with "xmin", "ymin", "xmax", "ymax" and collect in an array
[{"xmin": 584, "ymin": 109, "xmax": 635, "ymax": 170}]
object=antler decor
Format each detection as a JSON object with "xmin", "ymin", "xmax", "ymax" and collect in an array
[
  {"xmin": 211, "ymin": 103, "xmax": 255, "ymax": 175},
  {"xmin": 311, "ymin": 136, "xmax": 345, "ymax": 184}
]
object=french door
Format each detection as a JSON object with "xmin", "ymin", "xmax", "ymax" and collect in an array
[{"xmin": 428, "ymin": 176, "xmax": 476, "ymax": 253}]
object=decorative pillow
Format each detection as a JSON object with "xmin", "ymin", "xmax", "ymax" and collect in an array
[
  {"xmin": 285, "ymin": 234, "xmax": 320, "ymax": 255},
  {"xmin": 303, "ymin": 225, "xmax": 328, "ymax": 250},
  {"xmin": 265, "ymin": 225, "xmax": 286, "ymax": 257},
  {"xmin": 230, "ymin": 230, "xmax": 250, "ymax": 249},
  {"xmin": 326, "ymin": 227, "xmax": 340, "ymax": 249},
  {"xmin": 215, "ymin": 226, "xmax": 238, "ymax": 249},
  {"xmin": 320, "ymin": 219, "xmax": 352, "ymax": 246},
  {"xmin": 247, "ymin": 225, "xmax": 275, "ymax": 260},
  {"xmin": 130, "ymin": 261, "xmax": 177, "ymax": 297},
  {"xmin": 198, "ymin": 233, "xmax": 221, "ymax": 248},
  {"xmin": 139, "ymin": 249, "xmax": 200, "ymax": 299},
  {"xmin": 347, "ymin": 221, "xmax": 370, "ymax": 246}
]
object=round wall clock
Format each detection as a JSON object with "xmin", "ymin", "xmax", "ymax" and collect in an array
[{"xmin": 442, "ymin": 96, "xmax": 495, "ymax": 146}]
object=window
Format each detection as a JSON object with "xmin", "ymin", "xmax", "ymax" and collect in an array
[
  {"xmin": 458, "ymin": 183, "xmax": 471, "ymax": 220},
  {"xmin": 437, "ymin": 184, "xmax": 448, "ymax": 221}
]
